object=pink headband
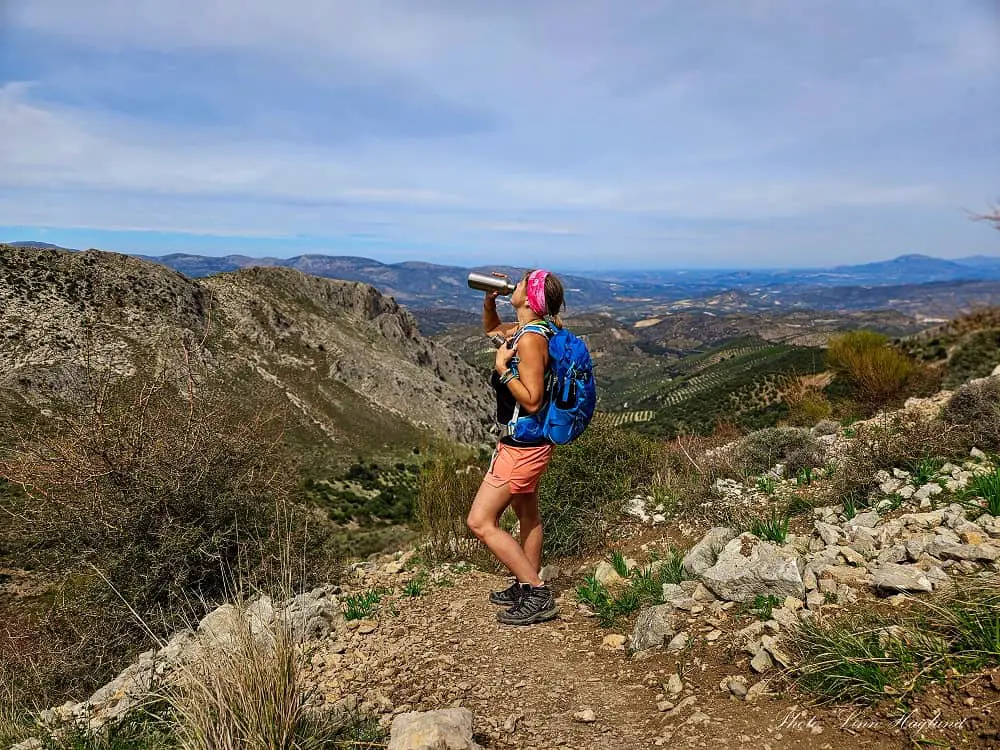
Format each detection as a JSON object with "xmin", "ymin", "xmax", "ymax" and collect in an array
[{"xmin": 526, "ymin": 270, "xmax": 550, "ymax": 316}]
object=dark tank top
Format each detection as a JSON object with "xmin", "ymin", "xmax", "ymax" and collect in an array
[{"xmin": 491, "ymin": 322, "xmax": 554, "ymax": 447}]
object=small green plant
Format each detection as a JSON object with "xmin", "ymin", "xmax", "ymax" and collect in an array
[
  {"xmin": 653, "ymin": 547, "xmax": 688, "ymax": 585},
  {"xmin": 608, "ymin": 549, "xmax": 631, "ymax": 578},
  {"xmin": 5, "ymin": 714, "xmax": 176, "ymax": 749},
  {"xmin": 823, "ymin": 591, "xmax": 839, "ymax": 604},
  {"xmin": 968, "ymin": 468, "xmax": 1000, "ymax": 516},
  {"xmin": 613, "ymin": 587, "xmax": 643, "ymax": 618},
  {"xmin": 577, "ymin": 550, "xmax": 689, "ymax": 628},
  {"xmin": 785, "ymin": 494, "xmax": 815, "ymax": 517},
  {"xmin": 343, "ymin": 588, "xmax": 385, "ymax": 620},
  {"xmin": 884, "ymin": 493, "xmax": 905, "ymax": 512},
  {"xmin": 795, "ymin": 467, "xmax": 814, "ymax": 486},
  {"xmin": 910, "ymin": 456, "xmax": 942, "ymax": 485},
  {"xmin": 627, "ymin": 565, "xmax": 660, "ymax": 602},
  {"xmin": 756, "ymin": 476, "xmax": 777, "ymax": 495},
  {"xmin": 842, "ymin": 427, "xmax": 856, "ymax": 439},
  {"xmin": 749, "ymin": 508, "xmax": 790, "ymax": 543},
  {"xmin": 575, "ymin": 574, "xmax": 618, "ymax": 627},
  {"xmin": 749, "ymin": 594, "xmax": 782, "ymax": 621},
  {"xmin": 402, "ymin": 572, "xmax": 428, "ymax": 598},
  {"xmin": 842, "ymin": 496, "xmax": 857, "ymax": 520}
]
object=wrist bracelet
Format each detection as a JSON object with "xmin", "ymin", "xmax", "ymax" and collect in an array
[{"xmin": 499, "ymin": 369, "xmax": 517, "ymax": 385}]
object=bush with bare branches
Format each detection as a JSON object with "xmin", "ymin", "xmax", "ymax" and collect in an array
[
  {"xmin": 942, "ymin": 376, "xmax": 1000, "ymax": 453},
  {"xmin": 415, "ymin": 448, "xmax": 491, "ymax": 566},
  {"xmin": 828, "ymin": 413, "xmax": 966, "ymax": 507},
  {"xmin": 0, "ymin": 356, "xmax": 337, "ymax": 706}
]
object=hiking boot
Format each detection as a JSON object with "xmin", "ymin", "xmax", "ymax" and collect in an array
[
  {"xmin": 489, "ymin": 578, "xmax": 522, "ymax": 607},
  {"xmin": 497, "ymin": 584, "xmax": 559, "ymax": 626}
]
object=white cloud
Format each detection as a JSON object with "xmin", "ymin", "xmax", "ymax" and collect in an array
[{"xmin": 2, "ymin": 2, "xmax": 998, "ymax": 265}]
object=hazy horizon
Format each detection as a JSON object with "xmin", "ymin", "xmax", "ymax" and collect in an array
[
  {"xmin": 6, "ymin": 236, "xmax": 998, "ymax": 275},
  {"xmin": 2, "ymin": 2, "xmax": 999, "ymax": 268}
]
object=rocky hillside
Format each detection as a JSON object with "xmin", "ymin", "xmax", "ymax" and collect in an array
[{"xmin": 0, "ymin": 245, "xmax": 494, "ymax": 461}]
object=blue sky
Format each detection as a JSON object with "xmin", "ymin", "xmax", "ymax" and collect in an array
[{"xmin": 1, "ymin": 1, "xmax": 998, "ymax": 269}]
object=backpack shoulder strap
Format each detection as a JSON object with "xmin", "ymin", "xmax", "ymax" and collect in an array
[{"xmin": 514, "ymin": 321, "xmax": 556, "ymax": 343}]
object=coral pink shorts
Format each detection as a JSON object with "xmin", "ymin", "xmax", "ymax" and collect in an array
[{"xmin": 484, "ymin": 442, "xmax": 554, "ymax": 494}]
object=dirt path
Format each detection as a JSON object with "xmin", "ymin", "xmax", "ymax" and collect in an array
[{"xmin": 305, "ymin": 568, "xmax": 996, "ymax": 749}]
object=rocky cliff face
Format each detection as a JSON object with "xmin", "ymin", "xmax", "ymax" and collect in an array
[{"xmin": 0, "ymin": 245, "xmax": 494, "ymax": 452}]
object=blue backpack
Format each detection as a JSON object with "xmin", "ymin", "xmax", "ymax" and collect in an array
[{"xmin": 506, "ymin": 322, "xmax": 597, "ymax": 445}]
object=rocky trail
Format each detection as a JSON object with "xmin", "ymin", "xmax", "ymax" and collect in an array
[{"xmin": 309, "ymin": 561, "xmax": 997, "ymax": 749}]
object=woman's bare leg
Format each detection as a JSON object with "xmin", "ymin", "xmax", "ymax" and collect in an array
[
  {"xmin": 467, "ymin": 480, "xmax": 543, "ymax": 586},
  {"xmin": 511, "ymin": 492, "xmax": 542, "ymax": 575}
]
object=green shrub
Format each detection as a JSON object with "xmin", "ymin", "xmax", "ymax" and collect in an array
[
  {"xmin": 942, "ymin": 377, "xmax": 1000, "ymax": 453},
  {"xmin": 342, "ymin": 588, "xmax": 385, "ymax": 620},
  {"xmin": 537, "ymin": 423, "xmax": 663, "ymax": 558},
  {"xmin": 968, "ymin": 467, "xmax": 1000, "ymax": 517},
  {"xmin": 826, "ymin": 330, "xmax": 915, "ymax": 411},
  {"xmin": 711, "ymin": 427, "xmax": 820, "ymax": 480},
  {"xmin": 749, "ymin": 509, "xmax": 790, "ymax": 543}
]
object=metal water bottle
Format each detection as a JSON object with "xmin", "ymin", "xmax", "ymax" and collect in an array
[{"xmin": 467, "ymin": 272, "xmax": 516, "ymax": 296}]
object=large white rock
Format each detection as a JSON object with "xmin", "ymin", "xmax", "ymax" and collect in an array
[
  {"xmin": 630, "ymin": 604, "xmax": 678, "ymax": 652},
  {"xmin": 682, "ymin": 527, "xmax": 739, "ymax": 577},
  {"xmin": 845, "ymin": 511, "xmax": 880, "ymax": 529},
  {"xmin": 700, "ymin": 534, "xmax": 805, "ymax": 603},
  {"xmin": 813, "ymin": 521, "xmax": 841, "ymax": 546},
  {"xmin": 927, "ymin": 541, "xmax": 999, "ymax": 562},
  {"xmin": 388, "ymin": 708, "xmax": 483, "ymax": 750},
  {"xmin": 872, "ymin": 564, "xmax": 933, "ymax": 593}
]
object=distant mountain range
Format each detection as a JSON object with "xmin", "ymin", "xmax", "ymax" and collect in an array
[{"xmin": 7, "ymin": 241, "xmax": 1000, "ymax": 318}]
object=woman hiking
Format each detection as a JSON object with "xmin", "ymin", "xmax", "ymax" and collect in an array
[{"xmin": 467, "ymin": 268, "xmax": 565, "ymax": 626}]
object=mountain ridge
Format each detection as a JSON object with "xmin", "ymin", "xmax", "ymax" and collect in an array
[{"xmin": 0, "ymin": 244, "xmax": 495, "ymax": 466}]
